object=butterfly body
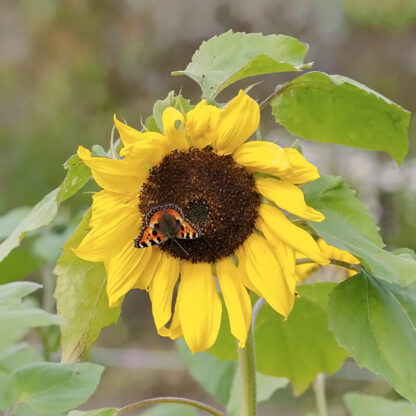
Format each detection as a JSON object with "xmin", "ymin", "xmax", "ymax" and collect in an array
[{"xmin": 134, "ymin": 204, "xmax": 201, "ymax": 249}]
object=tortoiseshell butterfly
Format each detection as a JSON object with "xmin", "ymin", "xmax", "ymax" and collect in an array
[{"xmin": 134, "ymin": 204, "xmax": 201, "ymax": 249}]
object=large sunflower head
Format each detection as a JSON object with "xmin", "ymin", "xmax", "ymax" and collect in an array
[{"xmin": 74, "ymin": 90, "xmax": 330, "ymax": 353}]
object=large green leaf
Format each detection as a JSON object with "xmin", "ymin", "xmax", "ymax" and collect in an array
[
  {"xmin": 8, "ymin": 362, "xmax": 103, "ymax": 415},
  {"xmin": 209, "ymin": 284, "xmax": 346, "ymax": 394},
  {"xmin": 140, "ymin": 404, "xmax": 198, "ymax": 416},
  {"xmin": 174, "ymin": 31, "xmax": 310, "ymax": 100},
  {"xmin": 54, "ymin": 210, "xmax": 121, "ymax": 362},
  {"xmin": 0, "ymin": 248, "xmax": 41, "ymax": 284},
  {"xmin": 304, "ymin": 176, "xmax": 416, "ymax": 286},
  {"xmin": 254, "ymin": 283, "xmax": 347, "ymax": 394},
  {"xmin": 271, "ymin": 71, "xmax": 410, "ymax": 163},
  {"xmin": 344, "ymin": 393, "xmax": 416, "ymax": 416},
  {"xmin": 0, "ymin": 281, "xmax": 41, "ymax": 308},
  {"xmin": 0, "ymin": 344, "xmax": 43, "ymax": 411},
  {"xmin": 329, "ymin": 271, "xmax": 416, "ymax": 403},
  {"xmin": 0, "ymin": 155, "xmax": 91, "ymax": 262}
]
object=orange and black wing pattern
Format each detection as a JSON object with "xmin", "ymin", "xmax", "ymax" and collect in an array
[
  {"xmin": 134, "ymin": 225, "xmax": 167, "ymax": 248},
  {"xmin": 176, "ymin": 219, "xmax": 201, "ymax": 240}
]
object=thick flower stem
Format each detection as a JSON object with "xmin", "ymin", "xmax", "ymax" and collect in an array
[
  {"xmin": 313, "ymin": 373, "xmax": 329, "ymax": 416},
  {"xmin": 239, "ymin": 319, "xmax": 258, "ymax": 416}
]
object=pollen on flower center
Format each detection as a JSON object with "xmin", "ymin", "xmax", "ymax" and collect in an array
[{"xmin": 138, "ymin": 148, "xmax": 260, "ymax": 263}]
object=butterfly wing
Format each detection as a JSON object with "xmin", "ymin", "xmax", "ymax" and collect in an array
[
  {"xmin": 134, "ymin": 225, "xmax": 168, "ymax": 248},
  {"xmin": 146, "ymin": 205, "xmax": 184, "ymax": 227},
  {"xmin": 176, "ymin": 219, "xmax": 201, "ymax": 240}
]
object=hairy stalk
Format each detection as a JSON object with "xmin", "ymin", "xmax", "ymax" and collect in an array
[
  {"xmin": 117, "ymin": 397, "xmax": 224, "ymax": 416},
  {"xmin": 313, "ymin": 373, "xmax": 329, "ymax": 416},
  {"xmin": 296, "ymin": 258, "xmax": 361, "ymax": 273}
]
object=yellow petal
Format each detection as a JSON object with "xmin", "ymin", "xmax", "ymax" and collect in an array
[
  {"xmin": 74, "ymin": 190, "xmax": 139, "ymax": 262},
  {"xmin": 256, "ymin": 178, "xmax": 325, "ymax": 222},
  {"xmin": 78, "ymin": 146, "xmax": 142, "ymax": 193},
  {"xmin": 113, "ymin": 114, "xmax": 141, "ymax": 146},
  {"xmin": 236, "ymin": 233, "xmax": 294, "ymax": 318},
  {"xmin": 212, "ymin": 90, "xmax": 260, "ymax": 155},
  {"xmin": 105, "ymin": 242, "xmax": 153, "ymax": 307},
  {"xmin": 259, "ymin": 204, "xmax": 329, "ymax": 266},
  {"xmin": 216, "ymin": 257, "xmax": 252, "ymax": 348},
  {"xmin": 158, "ymin": 288, "xmax": 183, "ymax": 340},
  {"xmin": 134, "ymin": 247, "xmax": 163, "ymax": 290},
  {"xmin": 162, "ymin": 107, "xmax": 189, "ymax": 151},
  {"xmin": 257, "ymin": 218, "xmax": 297, "ymax": 294},
  {"xmin": 279, "ymin": 148, "xmax": 320, "ymax": 184},
  {"xmin": 185, "ymin": 100, "xmax": 220, "ymax": 149},
  {"xmin": 149, "ymin": 252, "xmax": 180, "ymax": 330},
  {"xmin": 179, "ymin": 262, "xmax": 222, "ymax": 353},
  {"xmin": 233, "ymin": 141, "xmax": 291, "ymax": 175}
]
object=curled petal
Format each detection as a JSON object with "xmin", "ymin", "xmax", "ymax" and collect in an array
[
  {"xmin": 186, "ymin": 100, "xmax": 220, "ymax": 149},
  {"xmin": 212, "ymin": 90, "xmax": 260, "ymax": 155},
  {"xmin": 162, "ymin": 107, "xmax": 189, "ymax": 151},
  {"xmin": 216, "ymin": 257, "xmax": 252, "ymax": 348}
]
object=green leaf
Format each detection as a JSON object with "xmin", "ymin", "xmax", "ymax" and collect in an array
[
  {"xmin": 344, "ymin": 393, "xmax": 416, "ymax": 416},
  {"xmin": 9, "ymin": 362, "xmax": 104, "ymax": 415},
  {"xmin": 175, "ymin": 31, "xmax": 310, "ymax": 100},
  {"xmin": 329, "ymin": 271, "xmax": 416, "ymax": 404},
  {"xmin": 0, "ymin": 344, "xmax": 43, "ymax": 411},
  {"xmin": 271, "ymin": 71, "xmax": 411, "ymax": 164},
  {"xmin": 54, "ymin": 210, "xmax": 121, "ymax": 362},
  {"xmin": 304, "ymin": 176, "xmax": 416, "ymax": 286},
  {"xmin": 140, "ymin": 404, "xmax": 198, "ymax": 416},
  {"xmin": 209, "ymin": 283, "xmax": 346, "ymax": 394},
  {"xmin": 57, "ymin": 155, "xmax": 91, "ymax": 204},
  {"xmin": 0, "ymin": 154, "xmax": 91, "ymax": 262},
  {"xmin": 177, "ymin": 338, "xmax": 237, "ymax": 405},
  {"xmin": 152, "ymin": 91, "xmax": 193, "ymax": 132},
  {"xmin": 145, "ymin": 115, "xmax": 161, "ymax": 133},
  {"xmin": 68, "ymin": 409, "xmax": 118, "ymax": 416},
  {"xmin": 0, "ymin": 281, "xmax": 41, "ymax": 308},
  {"xmin": 0, "ymin": 248, "xmax": 41, "ymax": 284},
  {"xmin": 254, "ymin": 283, "xmax": 347, "ymax": 394}
]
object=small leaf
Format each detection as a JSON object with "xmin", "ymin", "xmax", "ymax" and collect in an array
[
  {"xmin": 271, "ymin": 71, "xmax": 411, "ymax": 164},
  {"xmin": 54, "ymin": 210, "xmax": 121, "ymax": 362},
  {"xmin": 344, "ymin": 393, "xmax": 416, "ymax": 416},
  {"xmin": 68, "ymin": 409, "xmax": 118, "ymax": 416},
  {"xmin": 304, "ymin": 176, "xmax": 416, "ymax": 286},
  {"xmin": 152, "ymin": 91, "xmax": 193, "ymax": 132},
  {"xmin": 175, "ymin": 31, "xmax": 310, "ymax": 99},
  {"xmin": 57, "ymin": 155, "xmax": 91, "ymax": 204},
  {"xmin": 329, "ymin": 272, "xmax": 416, "ymax": 404},
  {"xmin": 9, "ymin": 362, "xmax": 104, "ymax": 415},
  {"xmin": 0, "ymin": 281, "xmax": 41, "ymax": 308}
]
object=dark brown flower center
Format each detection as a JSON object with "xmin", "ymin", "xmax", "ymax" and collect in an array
[{"xmin": 138, "ymin": 148, "xmax": 259, "ymax": 263}]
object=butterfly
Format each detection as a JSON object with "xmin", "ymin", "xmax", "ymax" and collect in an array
[{"xmin": 134, "ymin": 204, "xmax": 201, "ymax": 249}]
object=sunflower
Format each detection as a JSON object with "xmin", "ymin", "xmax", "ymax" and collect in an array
[{"xmin": 74, "ymin": 90, "xmax": 330, "ymax": 353}]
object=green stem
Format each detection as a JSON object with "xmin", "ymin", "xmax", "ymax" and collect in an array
[
  {"xmin": 313, "ymin": 373, "xmax": 329, "ymax": 416},
  {"xmin": 238, "ymin": 298, "xmax": 261, "ymax": 416},
  {"xmin": 116, "ymin": 397, "xmax": 224, "ymax": 416}
]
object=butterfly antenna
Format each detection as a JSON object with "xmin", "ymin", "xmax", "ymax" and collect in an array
[{"xmin": 173, "ymin": 238, "xmax": 189, "ymax": 257}]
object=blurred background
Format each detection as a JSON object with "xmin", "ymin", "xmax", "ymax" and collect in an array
[{"xmin": 0, "ymin": 0, "xmax": 415, "ymax": 415}]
